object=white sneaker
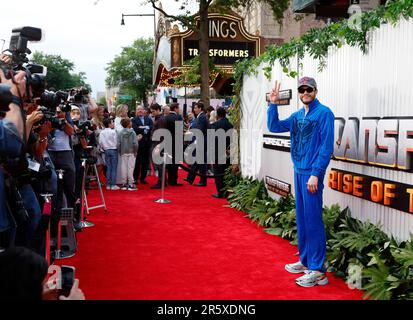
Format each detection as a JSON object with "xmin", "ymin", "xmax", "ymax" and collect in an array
[
  {"xmin": 111, "ymin": 185, "xmax": 120, "ymax": 190},
  {"xmin": 295, "ymin": 270, "xmax": 328, "ymax": 287},
  {"xmin": 127, "ymin": 184, "xmax": 137, "ymax": 191},
  {"xmin": 285, "ymin": 261, "xmax": 308, "ymax": 274},
  {"xmin": 121, "ymin": 184, "xmax": 128, "ymax": 190}
]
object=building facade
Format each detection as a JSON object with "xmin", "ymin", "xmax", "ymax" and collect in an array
[{"xmin": 238, "ymin": 2, "xmax": 326, "ymax": 47}]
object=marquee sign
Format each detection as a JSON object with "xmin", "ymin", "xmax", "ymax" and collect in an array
[
  {"xmin": 179, "ymin": 13, "xmax": 260, "ymax": 66},
  {"xmin": 183, "ymin": 40, "xmax": 256, "ymax": 65}
]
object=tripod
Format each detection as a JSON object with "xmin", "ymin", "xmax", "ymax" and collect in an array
[{"xmin": 80, "ymin": 157, "xmax": 107, "ymax": 228}]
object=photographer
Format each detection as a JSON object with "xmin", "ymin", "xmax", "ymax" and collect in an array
[
  {"xmin": 70, "ymin": 88, "xmax": 97, "ymax": 123},
  {"xmin": 0, "ymin": 48, "xmax": 41, "ymax": 248},
  {"xmin": 0, "ymin": 67, "xmax": 26, "ymax": 248},
  {"xmin": 47, "ymin": 106, "xmax": 76, "ymax": 238},
  {"xmin": 0, "ymin": 54, "xmax": 26, "ymax": 139},
  {"xmin": 4, "ymin": 100, "xmax": 56, "ymax": 252},
  {"xmin": 71, "ymin": 106, "xmax": 96, "ymax": 229},
  {"xmin": 8, "ymin": 103, "xmax": 45, "ymax": 249},
  {"xmin": 28, "ymin": 108, "xmax": 57, "ymax": 254}
]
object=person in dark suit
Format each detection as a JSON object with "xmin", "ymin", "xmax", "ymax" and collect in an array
[
  {"xmin": 132, "ymin": 105, "xmax": 153, "ymax": 184},
  {"xmin": 185, "ymin": 101, "xmax": 209, "ymax": 186},
  {"xmin": 164, "ymin": 102, "xmax": 183, "ymax": 186},
  {"xmin": 150, "ymin": 103, "xmax": 167, "ymax": 189},
  {"xmin": 211, "ymin": 107, "xmax": 233, "ymax": 198}
]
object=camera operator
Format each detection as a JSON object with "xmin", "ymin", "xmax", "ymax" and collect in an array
[
  {"xmin": 6, "ymin": 101, "xmax": 57, "ymax": 253},
  {"xmin": 70, "ymin": 106, "xmax": 96, "ymax": 230},
  {"xmin": 70, "ymin": 88, "xmax": 97, "ymax": 123},
  {"xmin": 0, "ymin": 47, "xmax": 49, "ymax": 249},
  {"xmin": 0, "ymin": 65, "xmax": 26, "ymax": 249},
  {"xmin": 47, "ymin": 105, "xmax": 76, "ymax": 238},
  {"xmin": 9, "ymin": 103, "xmax": 45, "ymax": 249},
  {"xmin": 26, "ymin": 103, "xmax": 58, "ymax": 254},
  {"xmin": 0, "ymin": 26, "xmax": 50, "ymax": 250}
]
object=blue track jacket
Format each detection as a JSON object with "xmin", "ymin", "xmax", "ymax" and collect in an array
[{"xmin": 267, "ymin": 98, "xmax": 334, "ymax": 178}]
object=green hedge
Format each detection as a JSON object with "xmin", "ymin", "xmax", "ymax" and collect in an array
[{"xmin": 224, "ymin": 171, "xmax": 413, "ymax": 300}]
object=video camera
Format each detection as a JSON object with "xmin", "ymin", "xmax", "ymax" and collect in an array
[
  {"xmin": 32, "ymin": 90, "xmax": 71, "ymax": 130},
  {"xmin": 38, "ymin": 90, "xmax": 70, "ymax": 112},
  {"xmin": 68, "ymin": 87, "xmax": 89, "ymax": 104},
  {"xmin": 73, "ymin": 119, "xmax": 95, "ymax": 136},
  {"xmin": 35, "ymin": 106, "xmax": 66, "ymax": 131},
  {"xmin": 0, "ymin": 26, "xmax": 47, "ymax": 111}
]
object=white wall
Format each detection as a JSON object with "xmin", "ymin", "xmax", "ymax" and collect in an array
[{"xmin": 240, "ymin": 18, "xmax": 413, "ymax": 241}]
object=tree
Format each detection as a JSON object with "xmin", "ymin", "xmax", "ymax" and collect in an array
[
  {"xmin": 147, "ymin": 0, "xmax": 290, "ymax": 109},
  {"xmin": 105, "ymin": 38, "xmax": 154, "ymax": 106},
  {"xmin": 174, "ymin": 56, "xmax": 226, "ymax": 87},
  {"xmin": 97, "ymin": 96, "xmax": 107, "ymax": 107},
  {"xmin": 31, "ymin": 52, "xmax": 92, "ymax": 91}
]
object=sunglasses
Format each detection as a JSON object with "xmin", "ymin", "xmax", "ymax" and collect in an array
[{"xmin": 298, "ymin": 87, "xmax": 315, "ymax": 94}]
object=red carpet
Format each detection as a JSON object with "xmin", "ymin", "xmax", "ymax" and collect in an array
[{"xmin": 56, "ymin": 170, "xmax": 364, "ymax": 300}]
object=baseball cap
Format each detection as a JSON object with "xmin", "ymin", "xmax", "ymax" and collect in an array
[{"xmin": 298, "ymin": 76, "xmax": 317, "ymax": 89}]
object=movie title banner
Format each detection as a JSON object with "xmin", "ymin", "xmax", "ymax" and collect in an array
[
  {"xmin": 265, "ymin": 176, "xmax": 291, "ymax": 197},
  {"xmin": 328, "ymin": 168, "xmax": 413, "ymax": 214}
]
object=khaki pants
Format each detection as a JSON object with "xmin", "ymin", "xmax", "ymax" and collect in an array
[{"xmin": 119, "ymin": 153, "xmax": 136, "ymax": 185}]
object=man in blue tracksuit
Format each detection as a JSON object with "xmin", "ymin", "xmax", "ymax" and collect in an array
[{"xmin": 267, "ymin": 77, "xmax": 334, "ymax": 287}]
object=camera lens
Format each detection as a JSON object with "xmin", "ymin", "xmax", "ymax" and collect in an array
[{"xmin": 30, "ymin": 74, "xmax": 46, "ymax": 98}]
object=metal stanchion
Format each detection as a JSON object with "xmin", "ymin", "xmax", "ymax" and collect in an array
[{"xmin": 154, "ymin": 152, "xmax": 171, "ymax": 204}]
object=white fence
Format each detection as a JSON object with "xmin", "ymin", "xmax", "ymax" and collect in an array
[{"xmin": 240, "ymin": 18, "xmax": 413, "ymax": 241}]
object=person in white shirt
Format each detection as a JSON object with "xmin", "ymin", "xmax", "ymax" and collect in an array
[{"xmin": 99, "ymin": 118, "xmax": 119, "ymax": 190}]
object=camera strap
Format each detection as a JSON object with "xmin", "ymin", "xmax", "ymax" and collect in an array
[{"xmin": 11, "ymin": 95, "xmax": 22, "ymax": 106}]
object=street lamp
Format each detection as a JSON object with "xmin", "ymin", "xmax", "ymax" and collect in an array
[
  {"xmin": 120, "ymin": 11, "xmax": 156, "ymax": 38},
  {"xmin": 120, "ymin": 10, "xmax": 157, "ymax": 106}
]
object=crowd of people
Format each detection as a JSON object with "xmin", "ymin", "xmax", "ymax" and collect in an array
[
  {"xmin": 0, "ymin": 26, "xmax": 236, "ymax": 301},
  {"xmin": 0, "ymin": 59, "xmax": 233, "ymax": 299}
]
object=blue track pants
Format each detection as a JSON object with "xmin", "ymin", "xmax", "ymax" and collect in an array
[{"xmin": 294, "ymin": 172, "xmax": 326, "ymax": 272}]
